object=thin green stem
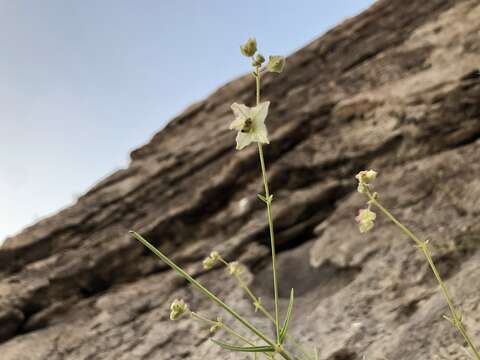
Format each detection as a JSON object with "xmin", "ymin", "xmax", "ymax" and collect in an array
[
  {"xmin": 222, "ymin": 257, "xmax": 305, "ymax": 357},
  {"xmin": 256, "ymin": 65, "xmax": 261, "ymax": 105},
  {"xmin": 129, "ymin": 231, "xmax": 294, "ymax": 360},
  {"xmin": 222, "ymin": 325, "xmax": 275, "ymax": 360},
  {"xmin": 237, "ymin": 274, "xmax": 311, "ymax": 360},
  {"xmin": 258, "ymin": 143, "xmax": 281, "ymax": 345},
  {"xmin": 191, "ymin": 311, "xmax": 274, "ymax": 359},
  {"xmin": 191, "ymin": 311, "xmax": 218, "ymax": 326},
  {"xmin": 219, "ymin": 257, "xmax": 311, "ymax": 360},
  {"xmin": 365, "ymin": 191, "xmax": 480, "ymax": 359},
  {"xmin": 254, "ymin": 65, "xmax": 281, "ymax": 345}
]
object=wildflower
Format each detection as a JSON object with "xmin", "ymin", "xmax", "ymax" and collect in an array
[
  {"xmin": 267, "ymin": 56, "xmax": 286, "ymax": 73},
  {"xmin": 170, "ymin": 299, "xmax": 189, "ymax": 320},
  {"xmin": 356, "ymin": 208, "xmax": 376, "ymax": 233},
  {"xmin": 240, "ymin": 38, "xmax": 257, "ymax": 57},
  {"xmin": 227, "ymin": 261, "xmax": 245, "ymax": 276},
  {"xmin": 229, "ymin": 102, "xmax": 270, "ymax": 150},
  {"xmin": 355, "ymin": 169, "xmax": 378, "ymax": 193},
  {"xmin": 202, "ymin": 251, "xmax": 220, "ymax": 270}
]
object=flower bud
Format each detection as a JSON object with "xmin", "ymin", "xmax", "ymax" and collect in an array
[
  {"xmin": 255, "ymin": 53, "xmax": 265, "ymax": 64},
  {"xmin": 355, "ymin": 169, "xmax": 378, "ymax": 193},
  {"xmin": 202, "ymin": 251, "xmax": 220, "ymax": 270},
  {"xmin": 267, "ymin": 56, "xmax": 286, "ymax": 73},
  {"xmin": 209, "ymin": 317, "xmax": 223, "ymax": 333},
  {"xmin": 240, "ymin": 38, "xmax": 257, "ymax": 57},
  {"xmin": 170, "ymin": 299, "xmax": 189, "ymax": 320}
]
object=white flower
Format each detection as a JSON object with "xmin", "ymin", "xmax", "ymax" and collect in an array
[
  {"xmin": 170, "ymin": 299, "xmax": 189, "ymax": 320},
  {"xmin": 229, "ymin": 102, "xmax": 270, "ymax": 150},
  {"xmin": 355, "ymin": 208, "xmax": 376, "ymax": 233}
]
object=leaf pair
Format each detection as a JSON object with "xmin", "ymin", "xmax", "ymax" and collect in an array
[{"xmin": 257, "ymin": 193, "xmax": 273, "ymax": 204}]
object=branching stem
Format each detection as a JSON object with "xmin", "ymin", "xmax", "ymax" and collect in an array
[
  {"xmin": 365, "ymin": 190, "xmax": 480, "ymax": 359},
  {"xmin": 219, "ymin": 257, "xmax": 312, "ymax": 360},
  {"xmin": 130, "ymin": 231, "xmax": 294, "ymax": 360},
  {"xmin": 191, "ymin": 312, "xmax": 274, "ymax": 360}
]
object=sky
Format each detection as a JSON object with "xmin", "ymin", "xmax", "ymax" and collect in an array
[{"xmin": 0, "ymin": 0, "xmax": 373, "ymax": 242}]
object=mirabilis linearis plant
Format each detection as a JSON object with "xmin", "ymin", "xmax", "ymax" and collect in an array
[
  {"xmin": 355, "ymin": 170, "xmax": 480, "ymax": 359},
  {"xmin": 130, "ymin": 38, "xmax": 318, "ymax": 360},
  {"xmin": 129, "ymin": 36, "xmax": 480, "ymax": 359}
]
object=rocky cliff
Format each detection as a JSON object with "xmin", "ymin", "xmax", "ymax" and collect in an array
[{"xmin": 1, "ymin": 0, "xmax": 480, "ymax": 359}]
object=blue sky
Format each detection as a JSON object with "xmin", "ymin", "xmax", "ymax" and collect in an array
[{"xmin": 0, "ymin": 0, "xmax": 373, "ymax": 241}]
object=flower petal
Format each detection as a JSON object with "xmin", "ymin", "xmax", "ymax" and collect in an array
[
  {"xmin": 231, "ymin": 103, "xmax": 250, "ymax": 120},
  {"xmin": 229, "ymin": 117, "xmax": 245, "ymax": 130},
  {"xmin": 253, "ymin": 101, "xmax": 270, "ymax": 124},
  {"xmin": 254, "ymin": 123, "xmax": 269, "ymax": 144},
  {"xmin": 236, "ymin": 132, "xmax": 254, "ymax": 150}
]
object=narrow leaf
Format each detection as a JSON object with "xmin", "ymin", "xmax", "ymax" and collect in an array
[
  {"xmin": 443, "ymin": 314, "xmax": 454, "ymax": 324},
  {"xmin": 211, "ymin": 338, "xmax": 275, "ymax": 353},
  {"xmin": 257, "ymin": 194, "xmax": 268, "ymax": 203},
  {"xmin": 279, "ymin": 288, "xmax": 295, "ymax": 344}
]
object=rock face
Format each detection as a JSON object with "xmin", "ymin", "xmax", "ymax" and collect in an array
[{"xmin": 1, "ymin": 0, "xmax": 480, "ymax": 359}]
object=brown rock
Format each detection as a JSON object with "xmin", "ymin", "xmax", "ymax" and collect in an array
[{"xmin": 1, "ymin": 0, "xmax": 480, "ymax": 359}]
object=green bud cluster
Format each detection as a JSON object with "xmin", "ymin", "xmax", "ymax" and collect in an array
[
  {"xmin": 240, "ymin": 37, "xmax": 286, "ymax": 74},
  {"xmin": 252, "ymin": 53, "xmax": 265, "ymax": 67}
]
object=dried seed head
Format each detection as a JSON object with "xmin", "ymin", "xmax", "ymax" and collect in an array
[{"xmin": 355, "ymin": 208, "xmax": 377, "ymax": 233}]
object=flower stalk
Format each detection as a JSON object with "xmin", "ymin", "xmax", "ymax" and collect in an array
[
  {"xmin": 366, "ymin": 191, "xmax": 480, "ymax": 359},
  {"xmin": 130, "ymin": 38, "xmax": 298, "ymax": 360},
  {"xmin": 190, "ymin": 312, "xmax": 274, "ymax": 360},
  {"xmin": 355, "ymin": 170, "xmax": 480, "ymax": 359},
  {"xmin": 254, "ymin": 64, "xmax": 281, "ymax": 345},
  {"xmin": 217, "ymin": 256, "xmax": 313, "ymax": 360}
]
